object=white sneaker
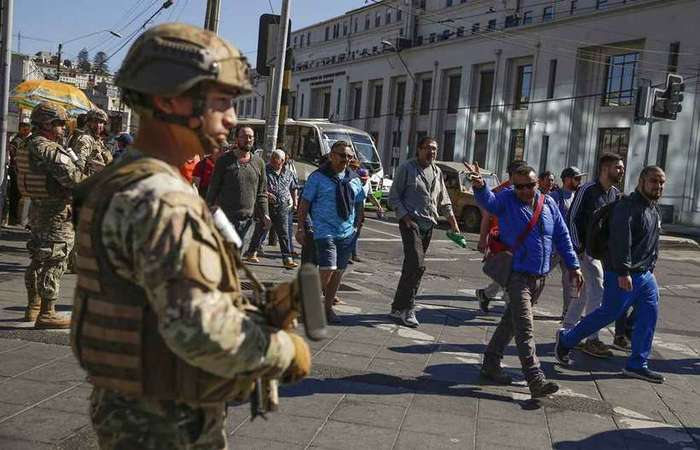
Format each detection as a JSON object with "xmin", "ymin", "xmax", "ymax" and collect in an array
[{"xmin": 399, "ymin": 309, "xmax": 419, "ymax": 328}]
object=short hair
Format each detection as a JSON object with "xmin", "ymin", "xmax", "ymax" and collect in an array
[
  {"xmin": 513, "ymin": 165, "xmax": 537, "ymax": 178},
  {"xmin": 418, "ymin": 136, "xmax": 437, "ymax": 148},
  {"xmin": 271, "ymin": 149, "xmax": 286, "ymax": 160},
  {"xmin": 331, "ymin": 140, "xmax": 352, "ymax": 153},
  {"xmin": 507, "ymin": 159, "xmax": 527, "ymax": 176},
  {"xmin": 639, "ymin": 165, "xmax": 665, "ymax": 180},
  {"xmin": 538, "ymin": 170, "xmax": 553, "ymax": 180},
  {"xmin": 236, "ymin": 125, "xmax": 254, "ymax": 138},
  {"xmin": 598, "ymin": 152, "xmax": 623, "ymax": 173}
]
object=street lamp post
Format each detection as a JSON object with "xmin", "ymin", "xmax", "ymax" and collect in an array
[{"xmin": 56, "ymin": 29, "xmax": 122, "ymax": 79}]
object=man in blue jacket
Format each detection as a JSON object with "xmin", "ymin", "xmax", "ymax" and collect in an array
[
  {"xmin": 465, "ymin": 163, "xmax": 583, "ymax": 397},
  {"xmin": 556, "ymin": 166, "xmax": 666, "ymax": 383}
]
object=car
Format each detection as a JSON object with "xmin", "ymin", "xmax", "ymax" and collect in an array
[{"xmin": 435, "ymin": 161, "xmax": 501, "ymax": 232}]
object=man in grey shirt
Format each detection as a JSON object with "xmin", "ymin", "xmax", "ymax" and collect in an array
[
  {"xmin": 388, "ymin": 136, "xmax": 461, "ymax": 327},
  {"xmin": 207, "ymin": 125, "xmax": 270, "ymax": 247}
]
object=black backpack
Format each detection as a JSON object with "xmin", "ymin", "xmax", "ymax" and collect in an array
[{"xmin": 585, "ymin": 200, "xmax": 620, "ymax": 260}]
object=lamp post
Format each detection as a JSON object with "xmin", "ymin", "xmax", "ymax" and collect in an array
[
  {"xmin": 382, "ymin": 40, "xmax": 417, "ymax": 173},
  {"xmin": 56, "ymin": 29, "xmax": 122, "ymax": 79}
]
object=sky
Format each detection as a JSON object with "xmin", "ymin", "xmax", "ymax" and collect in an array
[{"xmin": 13, "ymin": 0, "xmax": 364, "ymax": 72}]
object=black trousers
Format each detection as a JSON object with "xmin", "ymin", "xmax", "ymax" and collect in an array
[{"xmin": 391, "ymin": 221, "xmax": 433, "ymax": 311}]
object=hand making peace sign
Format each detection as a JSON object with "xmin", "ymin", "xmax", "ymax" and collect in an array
[{"xmin": 463, "ymin": 162, "xmax": 485, "ymax": 189}]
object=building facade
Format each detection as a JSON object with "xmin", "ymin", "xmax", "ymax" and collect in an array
[{"xmin": 238, "ymin": 0, "xmax": 700, "ymax": 226}]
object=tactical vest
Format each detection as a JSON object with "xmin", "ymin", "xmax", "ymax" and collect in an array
[
  {"xmin": 14, "ymin": 135, "xmax": 53, "ymax": 199},
  {"xmin": 70, "ymin": 157, "xmax": 255, "ymax": 405}
]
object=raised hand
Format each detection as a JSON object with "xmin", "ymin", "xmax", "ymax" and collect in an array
[{"xmin": 463, "ymin": 162, "xmax": 485, "ymax": 189}]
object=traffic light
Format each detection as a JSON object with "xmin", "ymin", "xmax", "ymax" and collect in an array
[{"xmin": 652, "ymin": 74, "xmax": 685, "ymax": 120}]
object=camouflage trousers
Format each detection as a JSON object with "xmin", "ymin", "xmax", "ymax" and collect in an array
[
  {"xmin": 90, "ymin": 388, "xmax": 228, "ymax": 450},
  {"xmin": 25, "ymin": 201, "xmax": 74, "ymax": 303}
]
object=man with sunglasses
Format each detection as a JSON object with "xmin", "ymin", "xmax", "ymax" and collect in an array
[
  {"xmin": 388, "ymin": 136, "xmax": 460, "ymax": 328},
  {"xmin": 466, "ymin": 163, "xmax": 583, "ymax": 398},
  {"xmin": 296, "ymin": 141, "xmax": 366, "ymax": 324}
]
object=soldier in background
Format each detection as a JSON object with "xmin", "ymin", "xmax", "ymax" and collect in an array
[
  {"xmin": 70, "ymin": 108, "xmax": 113, "ymax": 175},
  {"xmin": 15, "ymin": 102, "xmax": 85, "ymax": 327},
  {"xmin": 70, "ymin": 24, "xmax": 310, "ymax": 449},
  {"xmin": 2, "ymin": 117, "xmax": 31, "ymax": 226}
]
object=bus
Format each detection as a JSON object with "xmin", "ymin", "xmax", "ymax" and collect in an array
[{"xmin": 233, "ymin": 118, "xmax": 385, "ymax": 192}]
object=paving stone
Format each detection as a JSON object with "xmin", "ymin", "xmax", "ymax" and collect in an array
[
  {"xmin": 0, "ymin": 343, "xmax": 71, "ymax": 377},
  {"xmin": 313, "ymin": 351, "xmax": 373, "ymax": 371},
  {"xmin": 410, "ymin": 393, "xmax": 478, "ymax": 417},
  {"xmin": 402, "ymin": 406, "xmax": 475, "ymax": 439},
  {"xmin": 228, "ymin": 435, "xmax": 304, "ymax": 449},
  {"xmin": 476, "ymin": 417, "xmax": 551, "ymax": 449},
  {"xmin": 0, "ymin": 378, "xmax": 77, "ymax": 407},
  {"xmin": 546, "ymin": 409, "xmax": 622, "ymax": 448},
  {"xmin": 477, "ymin": 398, "xmax": 547, "ymax": 426},
  {"xmin": 310, "ymin": 420, "xmax": 396, "ymax": 450},
  {"xmin": 0, "ymin": 438, "xmax": 55, "ymax": 450},
  {"xmin": 0, "ymin": 401, "xmax": 26, "ymax": 420},
  {"xmin": 19, "ymin": 360, "xmax": 87, "ymax": 385},
  {"xmin": 0, "ymin": 339, "xmax": 29, "ymax": 353},
  {"xmin": 325, "ymin": 340, "xmax": 383, "ymax": 357},
  {"xmin": 367, "ymin": 357, "xmax": 426, "ymax": 378},
  {"xmin": 330, "ymin": 398, "xmax": 405, "ymax": 429},
  {"xmin": 395, "ymin": 430, "xmax": 473, "ymax": 450},
  {"xmin": 234, "ymin": 412, "xmax": 325, "ymax": 444},
  {"xmin": 0, "ymin": 406, "xmax": 89, "ymax": 444},
  {"xmin": 38, "ymin": 385, "xmax": 91, "ymax": 415}
]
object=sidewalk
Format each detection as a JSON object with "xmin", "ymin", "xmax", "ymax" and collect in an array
[{"xmin": 0, "ymin": 226, "xmax": 699, "ymax": 449}]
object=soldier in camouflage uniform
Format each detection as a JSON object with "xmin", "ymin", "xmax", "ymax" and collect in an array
[
  {"xmin": 70, "ymin": 23, "xmax": 311, "ymax": 449},
  {"xmin": 16, "ymin": 102, "xmax": 86, "ymax": 327},
  {"xmin": 2, "ymin": 117, "xmax": 31, "ymax": 225},
  {"xmin": 70, "ymin": 108, "xmax": 113, "ymax": 176}
]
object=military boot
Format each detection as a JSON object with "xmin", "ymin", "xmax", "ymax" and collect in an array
[
  {"xmin": 35, "ymin": 298, "xmax": 71, "ymax": 329},
  {"xmin": 24, "ymin": 296, "xmax": 41, "ymax": 322}
]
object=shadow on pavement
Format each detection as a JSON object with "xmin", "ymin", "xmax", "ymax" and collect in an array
[{"xmin": 553, "ymin": 427, "xmax": 700, "ymax": 450}]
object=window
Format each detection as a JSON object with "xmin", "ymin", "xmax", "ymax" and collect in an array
[
  {"xmin": 429, "ymin": 33, "xmax": 436, "ymax": 43},
  {"xmin": 522, "ymin": 11, "xmax": 533, "ymax": 24},
  {"xmin": 447, "ymin": 0, "xmax": 453, "ymax": 6},
  {"xmin": 540, "ymin": 135, "xmax": 550, "ymax": 171},
  {"xmin": 253, "ymin": 98, "xmax": 257, "ymax": 117},
  {"xmin": 395, "ymin": 81, "xmax": 406, "ymax": 116},
  {"xmin": 416, "ymin": 131, "xmax": 428, "ymax": 150},
  {"xmin": 472, "ymin": 23, "xmax": 480, "ymax": 33},
  {"xmin": 570, "ymin": 0, "xmax": 578, "ymax": 14},
  {"xmin": 443, "ymin": 130, "xmax": 456, "ymax": 161},
  {"xmin": 596, "ymin": 0, "xmax": 608, "ymax": 9},
  {"xmin": 515, "ymin": 64, "xmax": 533, "ymax": 109},
  {"xmin": 597, "ymin": 128, "xmax": 629, "ymax": 188},
  {"xmin": 397, "ymin": 9, "xmax": 402, "ymax": 21},
  {"xmin": 419, "ymin": 0, "xmax": 426, "ymax": 9},
  {"xmin": 602, "ymin": 52, "xmax": 639, "ymax": 107},
  {"xmin": 543, "ymin": 6, "xmax": 554, "ymax": 21},
  {"xmin": 508, "ymin": 129, "xmax": 526, "ymax": 163},
  {"xmin": 668, "ymin": 42, "xmax": 680, "ymax": 73},
  {"xmin": 386, "ymin": 9, "xmax": 391, "ymax": 24},
  {"xmin": 307, "ymin": 32, "xmax": 311, "ymax": 46},
  {"xmin": 336, "ymin": 88, "xmax": 342, "ymax": 116},
  {"xmin": 354, "ymin": 18, "xmax": 358, "ymax": 33},
  {"xmin": 343, "ymin": 22, "xmax": 348, "ymax": 36},
  {"xmin": 299, "ymin": 126, "xmax": 321, "ymax": 163},
  {"xmin": 365, "ymin": 14, "xmax": 370, "ymax": 30},
  {"xmin": 293, "ymin": 36, "xmax": 297, "ymax": 48},
  {"xmin": 547, "ymin": 59, "xmax": 557, "ymax": 99},
  {"xmin": 487, "ymin": 19, "xmax": 497, "ymax": 31},
  {"xmin": 300, "ymin": 93, "xmax": 305, "ymax": 116},
  {"xmin": 657, "ymin": 134, "xmax": 669, "ymax": 170},
  {"xmin": 505, "ymin": 14, "xmax": 520, "ymax": 28},
  {"xmin": 375, "ymin": 11, "xmax": 381, "ymax": 27},
  {"xmin": 373, "ymin": 84, "xmax": 383, "ymax": 118},
  {"xmin": 457, "ymin": 26, "xmax": 465, "ymax": 36},
  {"xmin": 446, "ymin": 75, "xmax": 461, "ymax": 114},
  {"xmin": 420, "ymin": 78, "xmax": 432, "ymax": 115},
  {"xmin": 478, "ymin": 70, "xmax": 495, "ymax": 112},
  {"xmin": 353, "ymin": 86, "xmax": 362, "ymax": 119},
  {"xmin": 474, "ymin": 131, "xmax": 488, "ymax": 167},
  {"xmin": 325, "ymin": 27, "xmax": 329, "ymax": 41},
  {"xmin": 322, "ymin": 92, "xmax": 331, "ymax": 118}
]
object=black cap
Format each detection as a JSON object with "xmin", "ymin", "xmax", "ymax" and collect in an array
[{"xmin": 560, "ymin": 166, "xmax": 587, "ymax": 179}]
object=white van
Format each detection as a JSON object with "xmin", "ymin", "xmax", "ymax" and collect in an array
[{"xmin": 233, "ymin": 118, "xmax": 385, "ymax": 191}]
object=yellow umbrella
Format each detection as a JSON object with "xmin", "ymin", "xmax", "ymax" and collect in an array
[{"xmin": 11, "ymin": 79, "xmax": 97, "ymax": 116}]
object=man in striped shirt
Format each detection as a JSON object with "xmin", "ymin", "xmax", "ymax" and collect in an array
[{"xmin": 563, "ymin": 152, "xmax": 624, "ymax": 358}]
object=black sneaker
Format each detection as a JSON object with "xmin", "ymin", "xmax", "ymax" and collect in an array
[
  {"xmin": 612, "ymin": 335, "xmax": 630, "ymax": 352},
  {"xmin": 528, "ymin": 378, "xmax": 559, "ymax": 398},
  {"xmin": 476, "ymin": 288, "xmax": 492, "ymax": 313},
  {"xmin": 622, "ymin": 367, "xmax": 665, "ymax": 384},
  {"xmin": 480, "ymin": 365, "xmax": 512, "ymax": 385},
  {"xmin": 555, "ymin": 329, "xmax": 572, "ymax": 366}
]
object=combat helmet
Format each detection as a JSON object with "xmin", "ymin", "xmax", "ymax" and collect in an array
[
  {"xmin": 86, "ymin": 108, "xmax": 109, "ymax": 123},
  {"xmin": 30, "ymin": 102, "xmax": 69, "ymax": 126},
  {"xmin": 115, "ymin": 23, "xmax": 251, "ymax": 123}
]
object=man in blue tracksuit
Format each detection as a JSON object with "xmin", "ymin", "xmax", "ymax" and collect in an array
[
  {"xmin": 556, "ymin": 166, "xmax": 666, "ymax": 383},
  {"xmin": 466, "ymin": 163, "xmax": 583, "ymax": 397}
]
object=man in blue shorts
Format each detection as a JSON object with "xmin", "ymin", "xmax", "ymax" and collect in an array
[{"xmin": 296, "ymin": 141, "xmax": 366, "ymax": 324}]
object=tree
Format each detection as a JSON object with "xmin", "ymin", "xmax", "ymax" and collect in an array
[
  {"xmin": 93, "ymin": 51, "xmax": 109, "ymax": 74},
  {"xmin": 77, "ymin": 48, "xmax": 91, "ymax": 72}
]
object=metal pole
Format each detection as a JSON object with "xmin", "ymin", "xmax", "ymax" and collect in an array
[
  {"xmin": 204, "ymin": 0, "xmax": 212, "ymax": 29},
  {"xmin": 56, "ymin": 43, "xmax": 62, "ymax": 79},
  {"xmin": 0, "ymin": 0, "xmax": 14, "ymax": 212},
  {"xmin": 209, "ymin": 0, "xmax": 221, "ymax": 34},
  {"xmin": 263, "ymin": 0, "xmax": 291, "ymax": 159},
  {"xmin": 643, "ymin": 120, "xmax": 653, "ymax": 166}
]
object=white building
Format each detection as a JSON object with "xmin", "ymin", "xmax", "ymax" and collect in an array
[
  {"xmin": 8, "ymin": 53, "xmax": 44, "ymax": 130},
  {"xmin": 238, "ymin": 0, "xmax": 700, "ymax": 226}
]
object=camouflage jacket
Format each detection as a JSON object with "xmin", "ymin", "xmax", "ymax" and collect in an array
[
  {"xmin": 98, "ymin": 152, "xmax": 294, "ymax": 379},
  {"xmin": 71, "ymin": 130, "xmax": 113, "ymax": 175},
  {"xmin": 25, "ymin": 134, "xmax": 86, "ymax": 203}
]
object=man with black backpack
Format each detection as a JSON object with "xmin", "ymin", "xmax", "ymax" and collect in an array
[
  {"xmin": 466, "ymin": 163, "xmax": 582, "ymax": 398},
  {"xmin": 563, "ymin": 152, "xmax": 624, "ymax": 358},
  {"xmin": 556, "ymin": 166, "xmax": 666, "ymax": 383}
]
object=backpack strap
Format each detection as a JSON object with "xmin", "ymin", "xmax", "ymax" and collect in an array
[{"xmin": 512, "ymin": 193, "xmax": 545, "ymax": 253}]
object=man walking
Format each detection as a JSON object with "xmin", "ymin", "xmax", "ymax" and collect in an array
[
  {"xmin": 564, "ymin": 152, "xmax": 624, "ymax": 358},
  {"xmin": 246, "ymin": 149, "xmax": 298, "ymax": 269},
  {"xmin": 296, "ymin": 141, "xmax": 365, "ymax": 324},
  {"xmin": 466, "ymin": 163, "xmax": 582, "ymax": 397},
  {"xmin": 207, "ymin": 125, "xmax": 270, "ymax": 247},
  {"xmin": 550, "ymin": 166, "xmax": 586, "ymax": 317},
  {"xmin": 556, "ymin": 166, "xmax": 666, "ymax": 383},
  {"xmin": 388, "ymin": 137, "xmax": 460, "ymax": 328},
  {"xmin": 15, "ymin": 102, "xmax": 86, "ymax": 327}
]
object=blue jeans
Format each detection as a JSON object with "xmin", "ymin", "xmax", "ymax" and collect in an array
[
  {"xmin": 315, "ymin": 235, "xmax": 354, "ymax": 271},
  {"xmin": 561, "ymin": 271, "xmax": 659, "ymax": 370},
  {"xmin": 230, "ymin": 216, "xmax": 254, "ymax": 250}
]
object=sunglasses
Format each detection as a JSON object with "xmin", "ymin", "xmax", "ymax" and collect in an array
[
  {"xmin": 332, "ymin": 152, "xmax": 354, "ymax": 160},
  {"xmin": 514, "ymin": 182, "xmax": 537, "ymax": 190}
]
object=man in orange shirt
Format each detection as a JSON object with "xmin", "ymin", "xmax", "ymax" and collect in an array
[{"xmin": 180, "ymin": 154, "xmax": 200, "ymax": 183}]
